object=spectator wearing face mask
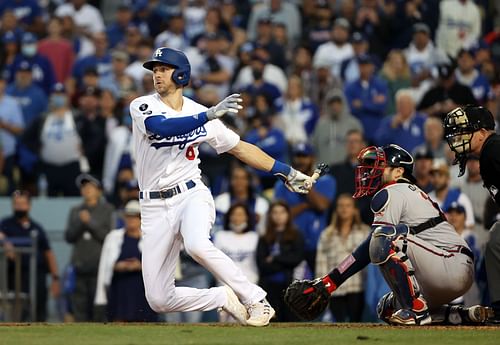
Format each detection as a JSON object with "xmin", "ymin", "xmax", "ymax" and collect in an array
[{"xmin": 22, "ymin": 83, "xmax": 82, "ymax": 196}]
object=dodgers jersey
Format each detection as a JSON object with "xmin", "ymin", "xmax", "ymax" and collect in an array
[
  {"xmin": 130, "ymin": 93, "xmax": 240, "ymax": 191},
  {"xmin": 371, "ymin": 182, "xmax": 468, "ymax": 249}
]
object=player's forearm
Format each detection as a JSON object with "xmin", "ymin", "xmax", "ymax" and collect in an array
[
  {"xmin": 144, "ymin": 114, "xmax": 209, "ymax": 137},
  {"xmin": 229, "ymin": 141, "xmax": 278, "ymax": 172}
]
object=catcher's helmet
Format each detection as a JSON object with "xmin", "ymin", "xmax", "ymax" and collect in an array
[
  {"xmin": 353, "ymin": 144, "xmax": 414, "ymax": 198},
  {"xmin": 143, "ymin": 47, "xmax": 191, "ymax": 87}
]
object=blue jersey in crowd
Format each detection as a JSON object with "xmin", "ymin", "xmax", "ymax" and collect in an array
[
  {"xmin": 0, "ymin": 0, "xmax": 42, "ymax": 25},
  {"xmin": 9, "ymin": 54, "xmax": 56, "ymax": 96},
  {"xmin": 6, "ymin": 82, "xmax": 48, "ymax": 126},
  {"xmin": 374, "ymin": 112, "xmax": 427, "ymax": 153},
  {"xmin": 72, "ymin": 54, "xmax": 113, "ymax": 87}
]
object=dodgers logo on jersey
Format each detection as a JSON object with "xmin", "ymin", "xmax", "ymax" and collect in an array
[{"xmin": 149, "ymin": 126, "xmax": 208, "ymax": 150}]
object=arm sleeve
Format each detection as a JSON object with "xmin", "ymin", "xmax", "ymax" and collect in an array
[{"xmin": 144, "ymin": 114, "xmax": 209, "ymax": 138}]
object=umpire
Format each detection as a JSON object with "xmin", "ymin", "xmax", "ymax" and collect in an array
[{"xmin": 444, "ymin": 105, "xmax": 500, "ymax": 323}]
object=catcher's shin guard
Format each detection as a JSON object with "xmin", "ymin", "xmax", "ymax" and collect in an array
[{"xmin": 369, "ymin": 225, "xmax": 430, "ymax": 324}]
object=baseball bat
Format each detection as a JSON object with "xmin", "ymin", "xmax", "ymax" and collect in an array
[{"xmin": 304, "ymin": 163, "xmax": 329, "ymax": 189}]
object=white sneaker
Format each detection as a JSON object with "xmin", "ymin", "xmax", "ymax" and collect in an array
[
  {"xmin": 221, "ymin": 286, "xmax": 248, "ymax": 325},
  {"xmin": 246, "ymin": 299, "xmax": 275, "ymax": 327}
]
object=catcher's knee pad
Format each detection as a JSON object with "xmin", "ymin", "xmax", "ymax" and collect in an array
[{"xmin": 369, "ymin": 224, "xmax": 410, "ymax": 264}]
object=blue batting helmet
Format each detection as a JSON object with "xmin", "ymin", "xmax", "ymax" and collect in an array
[{"xmin": 143, "ymin": 47, "xmax": 191, "ymax": 87}]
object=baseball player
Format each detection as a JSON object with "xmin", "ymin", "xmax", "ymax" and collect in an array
[
  {"xmin": 285, "ymin": 144, "xmax": 492, "ymax": 325},
  {"xmin": 444, "ymin": 105, "xmax": 500, "ymax": 323},
  {"xmin": 130, "ymin": 47, "xmax": 315, "ymax": 327}
]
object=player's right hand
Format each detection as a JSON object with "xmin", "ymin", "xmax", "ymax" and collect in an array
[{"xmin": 206, "ymin": 93, "xmax": 243, "ymax": 120}]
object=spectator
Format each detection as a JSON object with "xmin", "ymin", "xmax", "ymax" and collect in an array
[
  {"xmin": 55, "ymin": 0, "xmax": 105, "ymax": 37},
  {"xmin": 303, "ymin": 2, "xmax": 333, "ymax": 54},
  {"xmin": 65, "ymin": 173, "xmax": 115, "ymax": 321},
  {"xmin": 214, "ymin": 203, "xmax": 259, "ymax": 285},
  {"xmin": 214, "ymin": 165, "xmax": 269, "ymax": 234},
  {"xmin": 0, "ymin": 190, "xmax": 60, "ymax": 321},
  {"xmin": 428, "ymin": 159, "xmax": 475, "ymax": 229},
  {"xmin": 247, "ymin": 0, "xmax": 301, "ymax": 45},
  {"xmin": 417, "ymin": 63, "xmax": 477, "ymax": 118},
  {"xmin": 0, "ymin": 76, "xmax": 24, "ymax": 194},
  {"xmin": 274, "ymin": 142, "xmax": 336, "ymax": 275},
  {"xmin": 308, "ymin": 62, "xmax": 343, "ymax": 115},
  {"xmin": 95, "ymin": 200, "xmax": 157, "ymax": 322},
  {"xmin": 436, "ymin": 0, "xmax": 481, "ymax": 58},
  {"xmin": 453, "ymin": 156, "xmax": 490, "ymax": 225},
  {"xmin": 106, "ymin": 2, "xmax": 135, "ymax": 49},
  {"xmin": 59, "ymin": 14, "xmax": 94, "ymax": 60},
  {"xmin": 182, "ymin": 0, "xmax": 208, "ymax": 41},
  {"xmin": 275, "ymin": 75, "xmax": 320, "ymax": 145},
  {"xmin": 125, "ymin": 39, "xmax": 153, "ymax": 90},
  {"xmin": 75, "ymin": 87, "xmax": 107, "ymax": 179},
  {"xmin": 0, "ymin": 0, "xmax": 45, "ymax": 35},
  {"xmin": 353, "ymin": 0, "xmax": 392, "ymax": 58},
  {"xmin": 374, "ymin": 88, "xmax": 426, "ymax": 153},
  {"xmin": 0, "ymin": 10, "xmax": 23, "ymax": 40},
  {"xmin": 1, "ymin": 31, "xmax": 21, "ymax": 76},
  {"xmin": 311, "ymin": 88, "xmax": 363, "ymax": 167},
  {"xmin": 455, "ymin": 48, "xmax": 494, "ymax": 106},
  {"xmin": 38, "ymin": 16, "xmax": 75, "ymax": 84},
  {"xmin": 289, "ymin": 46, "xmax": 314, "ymax": 101},
  {"xmin": 154, "ymin": 13, "xmax": 189, "ymax": 51},
  {"xmin": 445, "ymin": 202, "xmax": 482, "ymax": 306},
  {"xmin": 316, "ymin": 194, "xmax": 370, "ymax": 322},
  {"xmin": 234, "ymin": 46, "xmax": 287, "ymax": 96},
  {"xmin": 253, "ymin": 17, "xmax": 287, "ymax": 71},
  {"xmin": 6, "ymin": 60, "xmax": 47, "ymax": 127},
  {"xmin": 344, "ymin": 54, "xmax": 388, "ymax": 144},
  {"xmin": 313, "ymin": 17, "xmax": 354, "ymax": 79},
  {"xmin": 22, "ymin": 83, "xmax": 82, "ymax": 196},
  {"xmin": 379, "ymin": 50, "xmax": 412, "ymax": 115},
  {"xmin": 403, "ymin": 23, "xmax": 448, "ymax": 102},
  {"xmin": 412, "ymin": 146, "xmax": 434, "ymax": 194},
  {"xmin": 244, "ymin": 105, "xmax": 287, "ymax": 191},
  {"xmin": 256, "ymin": 200, "xmax": 304, "ymax": 322},
  {"xmin": 329, "ymin": 129, "xmax": 372, "ymax": 225},
  {"xmin": 9, "ymin": 32, "xmax": 56, "ymax": 96},
  {"xmin": 99, "ymin": 50, "xmax": 135, "ymax": 99},
  {"xmin": 412, "ymin": 116, "xmax": 448, "ymax": 160},
  {"xmin": 340, "ymin": 31, "xmax": 374, "ymax": 84}
]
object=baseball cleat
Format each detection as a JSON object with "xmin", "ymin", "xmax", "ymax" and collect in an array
[
  {"xmin": 468, "ymin": 305, "xmax": 495, "ymax": 323},
  {"xmin": 221, "ymin": 286, "xmax": 248, "ymax": 325},
  {"xmin": 389, "ymin": 308, "xmax": 432, "ymax": 326},
  {"xmin": 246, "ymin": 298, "xmax": 275, "ymax": 327}
]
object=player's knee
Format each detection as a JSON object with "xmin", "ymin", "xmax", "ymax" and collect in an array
[
  {"xmin": 146, "ymin": 291, "xmax": 176, "ymax": 313},
  {"xmin": 369, "ymin": 225, "xmax": 408, "ymax": 264},
  {"xmin": 184, "ymin": 239, "xmax": 211, "ymax": 263}
]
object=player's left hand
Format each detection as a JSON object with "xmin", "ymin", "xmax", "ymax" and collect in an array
[
  {"xmin": 206, "ymin": 93, "xmax": 243, "ymax": 120},
  {"xmin": 279, "ymin": 168, "xmax": 314, "ymax": 194}
]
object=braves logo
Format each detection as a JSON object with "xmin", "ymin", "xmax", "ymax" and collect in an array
[{"xmin": 149, "ymin": 126, "xmax": 207, "ymax": 150}]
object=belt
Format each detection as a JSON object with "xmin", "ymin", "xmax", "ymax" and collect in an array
[{"xmin": 139, "ymin": 180, "xmax": 196, "ymax": 200}]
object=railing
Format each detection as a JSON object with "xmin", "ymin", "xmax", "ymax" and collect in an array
[{"xmin": 0, "ymin": 231, "xmax": 38, "ymax": 322}]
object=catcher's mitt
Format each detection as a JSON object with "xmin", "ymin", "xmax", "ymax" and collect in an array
[{"xmin": 284, "ymin": 279, "xmax": 330, "ymax": 321}]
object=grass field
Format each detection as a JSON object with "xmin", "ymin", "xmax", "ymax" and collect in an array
[{"xmin": 0, "ymin": 323, "xmax": 498, "ymax": 345}]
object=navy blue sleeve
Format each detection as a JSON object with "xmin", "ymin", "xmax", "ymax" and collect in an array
[{"xmin": 144, "ymin": 113, "xmax": 209, "ymax": 138}]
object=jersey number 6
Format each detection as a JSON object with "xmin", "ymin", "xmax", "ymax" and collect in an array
[{"xmin": 186, "ymin": 145, "xmax": 196, "ymax": 160}]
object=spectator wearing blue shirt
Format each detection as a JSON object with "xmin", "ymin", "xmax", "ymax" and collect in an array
[
  {"xmin": 9, "ymin": 32, "xmax": 56, "ymax": 96},
  {"xmin": 6, "ymin": 60, "xmax": 47, "ymax": 127},
  {"xmin": 374, "ymin": 89, "xmax": 426, "ymax": 153},
  {"xmin": 72, "ymin": 32, "xmax": 112, "ymax": 89},
  {"xmin": 273, "ymin": 142, "xmax": 336, "ymax": 275},
  {"xmin": 0, "ymin": 0, "xmax": 44, "ymax": 34},
  {"xmin": 0, "ymin": 76, "xmax": 24, "ymax": 194},
  {"xmin": 241, "ymin": 53, "xmax": 282, "ymax": 106},
  {"xmin": 344, "ymin": 54, "xmax": 388, "ymax": 144},
  {"xmin": 106, "ymin": 3, "xmax": 134, "ymax": 49},
  {"xmin": 455, "ymin": 48, "xmax": 494, "ymax": 106},
  {"xmin": 244, "ymin": 108, "xmax": 288, "ymax": 190}
]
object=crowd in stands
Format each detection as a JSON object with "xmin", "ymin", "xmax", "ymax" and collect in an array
[{"xmin": 1, "ymin": 0, "xmax": 500, "ymax": 322}]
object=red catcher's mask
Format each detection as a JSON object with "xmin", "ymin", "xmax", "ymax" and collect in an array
[{"xmin": 353, "ymin": 146, "xmax": 387, "ymax": 199}]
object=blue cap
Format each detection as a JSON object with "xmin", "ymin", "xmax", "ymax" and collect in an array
[
  {"xmin": 292, "ymin": 142, "xmax": 315, "ymax": 156},
  {"xmin": 446, "ymin": 202, "xmax": 466, "ymax": 214},
  {"xmin": 17, "ymin": 60, "xmax": 32, "ymax": 72},
  {"xmin": 22, "ymin": 32, "xmax": 37, "ymax": 44},
  {"xmin": 351, "ymin": 31, "xmax": 367, "ymax": 43},
  {"xmin": 357, "ymin": 54, "xmax": 373, "ymax": 64},
  {"xmin": 52, "ymin": 82, "xmax": 66, "ymax": 93},
  {"xmin": 3, "ymin": 31, "xmax": 17, "ymax": 44}
]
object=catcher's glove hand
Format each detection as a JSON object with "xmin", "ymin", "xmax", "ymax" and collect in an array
[{"xmin": 284, "ymin": 278, "xmax": 330, "ymax": 321}]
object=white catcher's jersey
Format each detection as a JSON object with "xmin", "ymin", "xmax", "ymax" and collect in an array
[
  {"xmin": 371, "ymin": 182, "xmax": 468, "ymax": 249},
  {"xmin": 130, "ymin": 94, "xmax": 240, "ymax": 191}
]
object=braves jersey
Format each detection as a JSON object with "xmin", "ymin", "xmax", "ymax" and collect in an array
[
  {"xmin": 130, "ymin": 94, "xmax": 240, "ymax": 191},
  {"xmin": 371, "ymin": 182, "xmax": 467, "ymax": 249}
]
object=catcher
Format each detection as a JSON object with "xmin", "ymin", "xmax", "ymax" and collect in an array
[{"xmin": 285, "ymin": 144, "xmax": 493, "ymax": 325}]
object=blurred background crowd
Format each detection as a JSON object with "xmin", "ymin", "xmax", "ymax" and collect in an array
[{"xmin": 1, "ymin": 0, "xmax": 500, "ymax": 323}]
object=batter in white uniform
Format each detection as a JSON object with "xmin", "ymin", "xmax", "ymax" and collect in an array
[{"xmin": 130, "ymin": 47, "xmax": 313, "ymax": 326}]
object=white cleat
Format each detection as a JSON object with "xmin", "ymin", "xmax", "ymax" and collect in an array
[
  {"xmin": 246, "ymin": 299, "xmax": 275, "ymax": 327},
  {"xmin": 221, "ymin": 286, "xmax": 248, "ymax": 325}
]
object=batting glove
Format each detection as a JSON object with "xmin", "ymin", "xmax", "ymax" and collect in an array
[
  {"xmin": 206, "ymin": 93, "xmax": 243, "ymax": 120},
  {"xmin": 276, "ymin": 168, "xmax": 315, "ymax": 194}
]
